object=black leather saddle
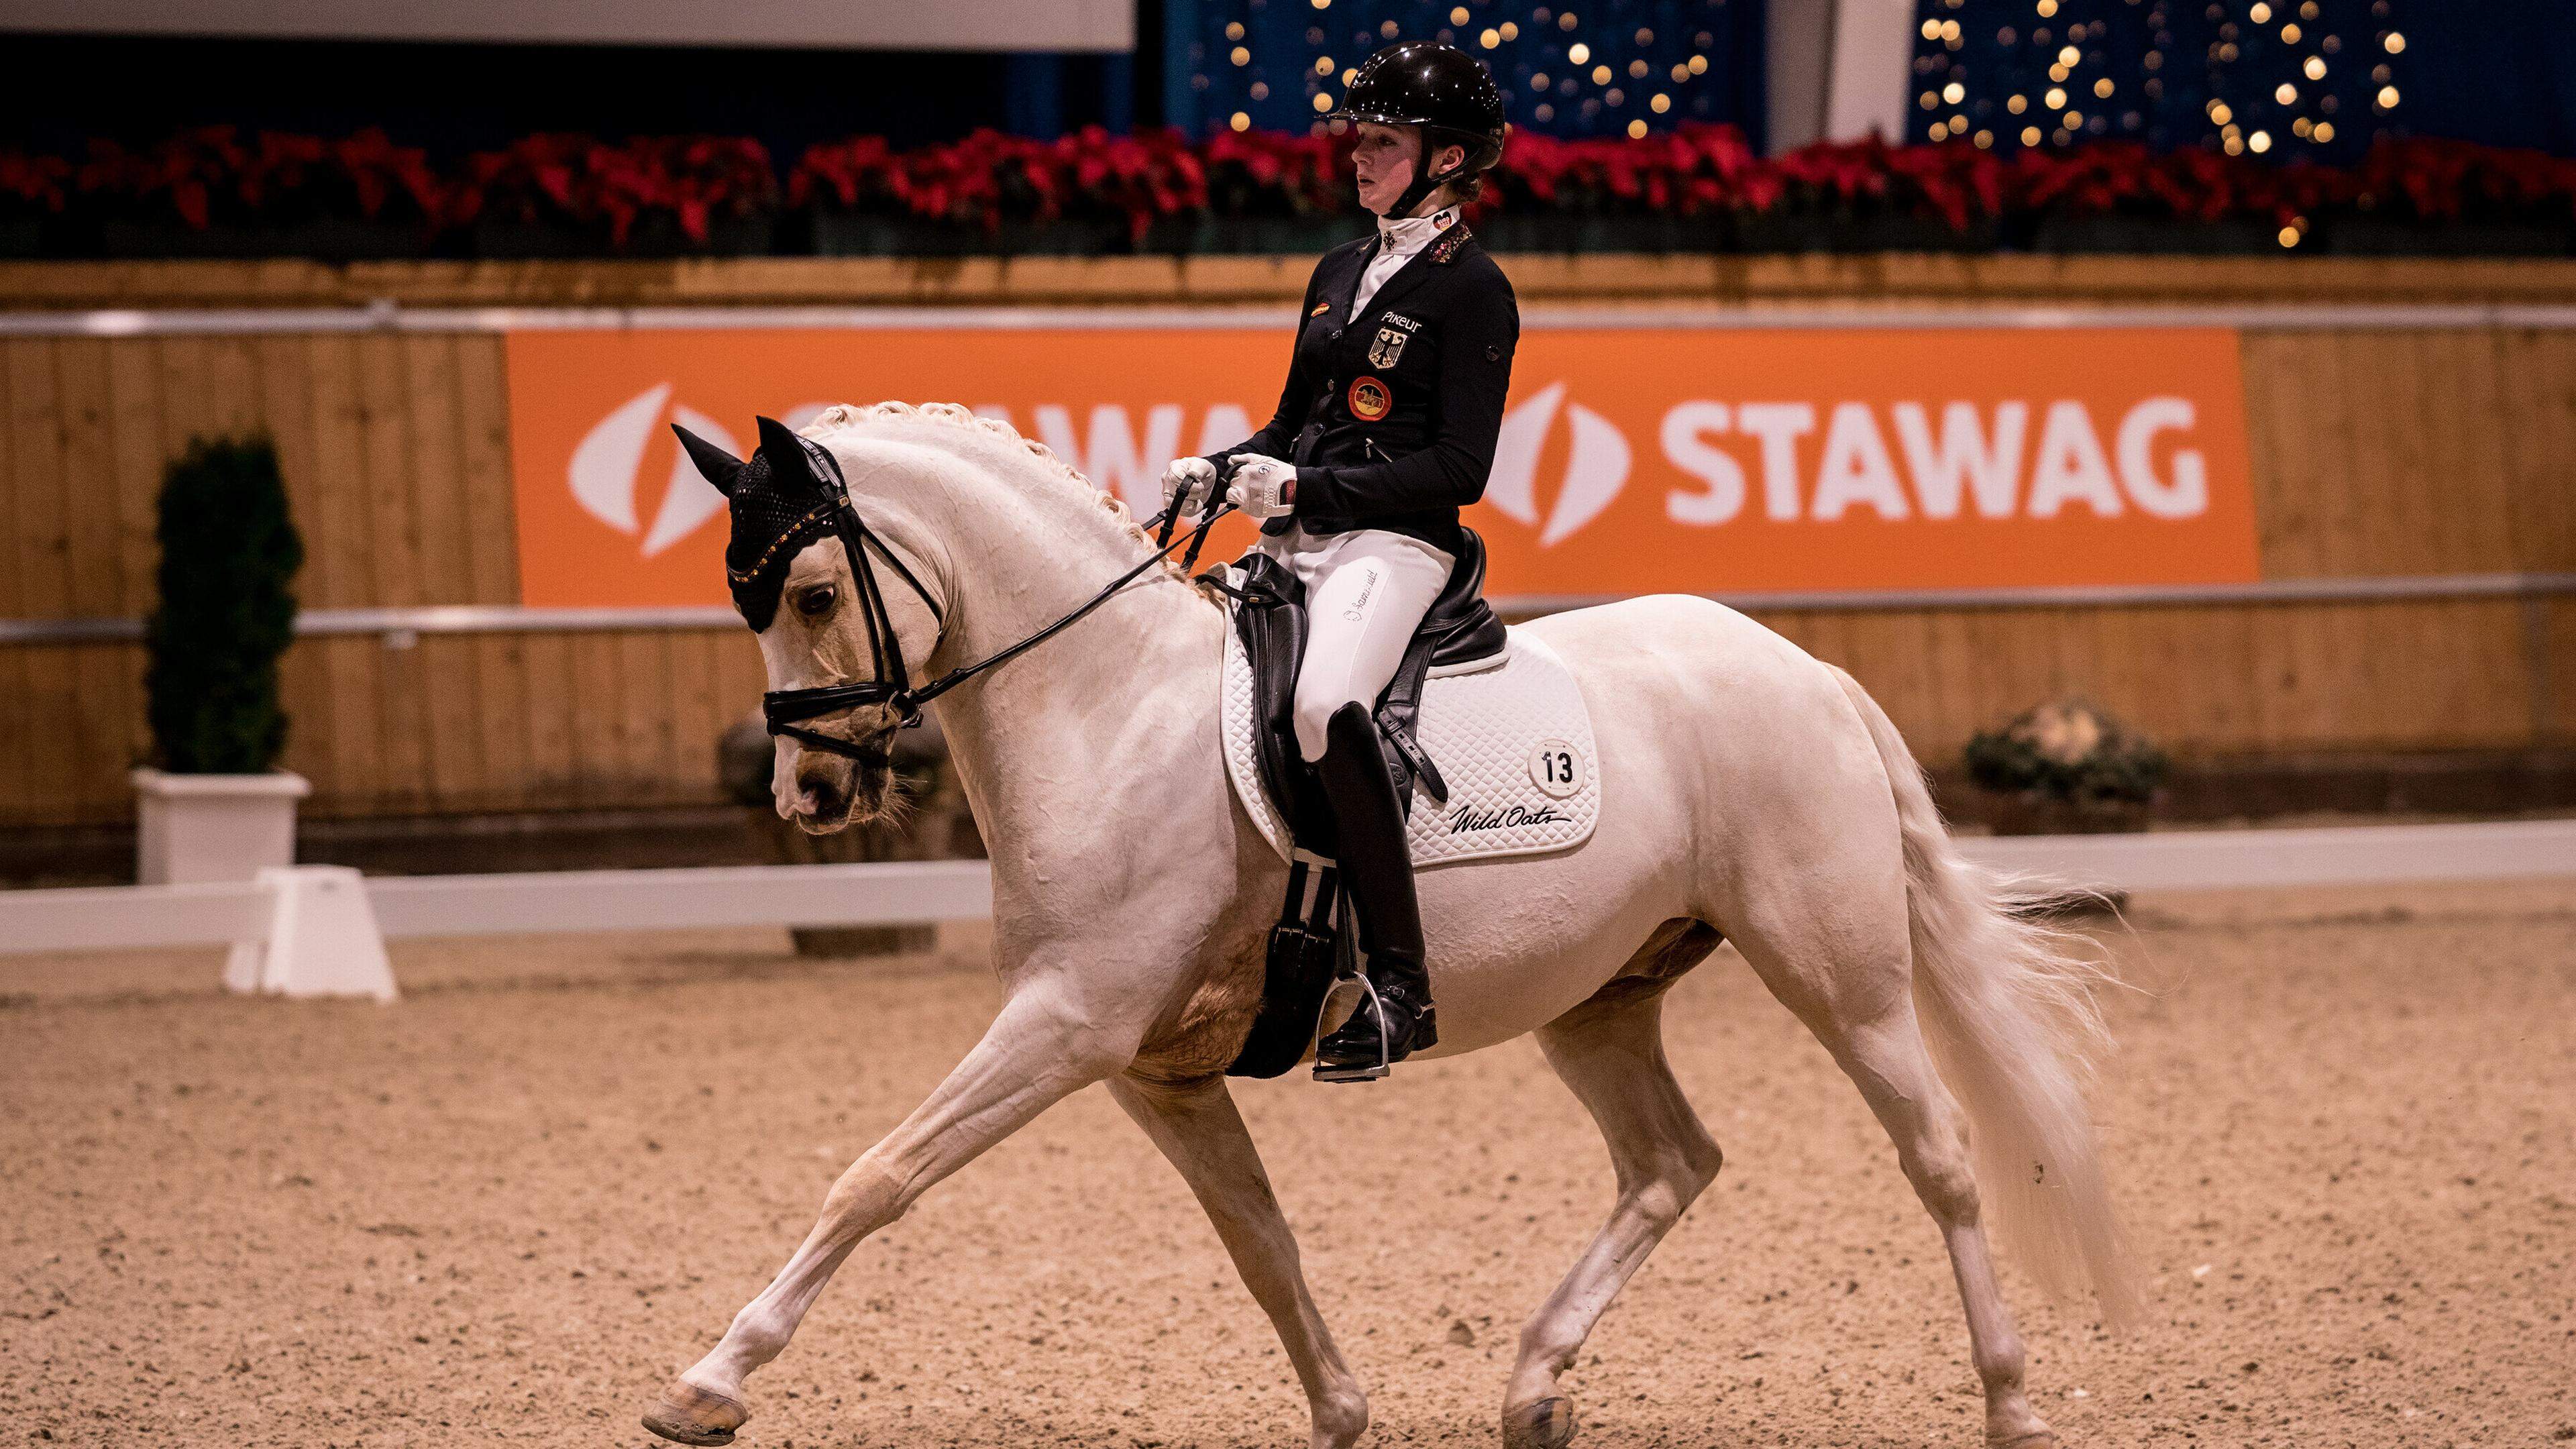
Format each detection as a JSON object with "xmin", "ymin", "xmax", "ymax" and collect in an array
[{"xmin": 1227, "ymin": 527, "xmax": 1508, "ymax": 853}]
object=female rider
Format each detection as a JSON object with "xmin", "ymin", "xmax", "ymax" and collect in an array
[{"xmin": 1159, "ymin": 40, "xmax": 1518, "ymax": 1080}]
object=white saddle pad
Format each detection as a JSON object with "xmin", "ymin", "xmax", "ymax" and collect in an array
[{"xmin": 1222, "ymin": 618, "xmax": 1601, "ymax": 869}]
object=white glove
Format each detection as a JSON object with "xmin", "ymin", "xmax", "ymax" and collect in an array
[
  {"xmin": 1159, "ymin": 456, "xmax": 1220, "ymax": 521},
  {"xmin": 1226, "ymin": 453, "xmax": 1298, "ymax": 520}
]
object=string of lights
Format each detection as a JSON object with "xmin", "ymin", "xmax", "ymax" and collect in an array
[
  {"xmin": 1175, "ymin": 0, "xmax": 1764, "ymax": 142},
  {"xmin": 1909, "ymin": 0, "xmax": 2406, "ymax": 161}
]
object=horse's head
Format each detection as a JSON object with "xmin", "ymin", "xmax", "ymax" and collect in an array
[{"xmin": 677, "ymin": 415, "xmax": 945, "ymax": 834}]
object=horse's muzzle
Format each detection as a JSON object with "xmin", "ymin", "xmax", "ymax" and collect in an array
[{"xmin": 785, "ymin": 735, "xmax": 896, "ymax": 833}]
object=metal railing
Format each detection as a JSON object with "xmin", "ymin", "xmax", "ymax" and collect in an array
[
  {"xmin": 7, "ymin": 573, "xmax": 2573, "ymax": 646},
  {"xmin": 9, "ymin": 301, "xmax": 2576, "ymax": 338}
]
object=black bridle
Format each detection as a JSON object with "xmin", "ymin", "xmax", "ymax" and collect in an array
[{"xmin": 761, "ymin": 447, "xmax": 1237, "ymax": 760}]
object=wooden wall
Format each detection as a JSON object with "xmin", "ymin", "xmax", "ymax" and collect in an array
[
  {"xmin": 5, "ymin": 256, "xmax": 2575, "ymax": 828},
  {"xmin": 0, "ymin": 331, "xmax": 771, "ymax": 826}
]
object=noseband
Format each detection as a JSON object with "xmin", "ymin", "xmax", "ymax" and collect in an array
[{"xmin": 760, "ymin": 444, "xmax": 1234, "ymax": 760}]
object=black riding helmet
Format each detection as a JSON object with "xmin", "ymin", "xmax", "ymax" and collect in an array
[{"xmin": 1330, "ymin": 41, "xmax": 1509, "ymax": 217}]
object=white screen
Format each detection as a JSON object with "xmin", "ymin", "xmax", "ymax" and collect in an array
[{"xmin": 0, "ymin": 0, "xmax": 1133, "ymax": 52}]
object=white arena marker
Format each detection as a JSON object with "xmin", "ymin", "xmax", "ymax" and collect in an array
[{"xmin": 248, "ymin": 866, "xmax": 398, "ymax": 1003}]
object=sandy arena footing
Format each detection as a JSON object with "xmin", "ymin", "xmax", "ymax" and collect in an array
[{"xmin": 3, "ymin": 878, "xmax": 2571, "ymax": 1447}]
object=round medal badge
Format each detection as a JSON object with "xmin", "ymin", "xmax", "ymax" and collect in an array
[{"xmin": 1347, "ymin": 375, "xmax": 1391, "ymax": 421}]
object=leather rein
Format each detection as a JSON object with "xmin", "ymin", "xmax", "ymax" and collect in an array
[{"xmin": 762, "ymin": 447, "xmax": 1239, "ymax": 760}]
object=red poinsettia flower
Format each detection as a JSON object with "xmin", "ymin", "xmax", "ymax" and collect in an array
[
  {"xmin": 1201, "ymin": 127, "xmax": 1352, "ymax": 218},
  {"xmin": 452, "ymin": 133, "xmax": 587, "ymax": 228},
  {"xmin": 329, "ymin": 129, "xmax": 445, "ymax": 222},
  {"xmin": 1047, "ymin": 125, "xmax": 1210, "ymax": 241},
  {"xmin": 458, "ymin": 133, "xmax": 776, "ymax": 247},
  {"xmin": 75, "ymin": 127, "xmax": 253, "ymax": 228},
  {"xmin": 0, "ymin": 149, "xmax": 71, "ymax": 221},
  {"xmin": 27, "ymin": 118, "xmax": 2576, "ymax": 257},
  {"xmin": 787, "ymin": 136, "xmax": 900, "ymax": 213},
  {"xmin": 233, "ymin": 128, "xmax": 445, "ymax": 225},
  {"xmin": 2348, "ymin": 136, "xmax": 2576, "ymax": 224},
  {"xmin": 887, "ymin": 127, "xmax": 1067, "ymax": 230}
]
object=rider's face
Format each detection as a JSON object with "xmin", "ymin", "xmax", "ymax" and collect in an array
[
  {"xmin": 1352, "ymin": 123, "xmax": 1419, "ymax": 216},
  {"xmin": 1353, "ymin": 123, "xmax": 1464, "ymax": 217}
]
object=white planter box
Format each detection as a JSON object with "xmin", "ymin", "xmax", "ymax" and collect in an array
[{"xmin": 133, "ymin": 769, "xmax": 311, "ymax": 885}]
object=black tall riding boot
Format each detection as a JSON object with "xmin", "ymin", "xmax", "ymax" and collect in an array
[{"xmin": 1311, "ymin": 700, "xmax": 1438, "ymax": 1081}]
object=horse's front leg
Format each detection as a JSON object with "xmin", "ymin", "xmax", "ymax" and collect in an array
[
  {"xmin": 643, "ymin": 987, "xmax": 1137, "ymax": 1446},
  {"xmin": 1109, "ymin": 1074, "xmax": 1370, "ymax": 1449}
]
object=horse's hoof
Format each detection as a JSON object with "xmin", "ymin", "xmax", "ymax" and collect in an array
[
  {"xmin": 1502, "ymin": 1395, "xmax": 1576, "ymax": 1449},
  {"xmin": 642, "ymin": 1380, "xmax": 749, "ymax": 1446},
  {"xmin": 1990, "ymin": 1431, "xmax": 2060, "ymax": 1448}
]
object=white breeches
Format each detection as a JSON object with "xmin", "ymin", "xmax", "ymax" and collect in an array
[{"xmin": 1256, "ymin": 524, "xmax": 1457, "ymax": 762}]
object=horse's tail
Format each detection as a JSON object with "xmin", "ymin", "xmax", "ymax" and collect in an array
[{"xmin": 1828, "ymin": 665, "xmax": 2141, "ymax": 1328}]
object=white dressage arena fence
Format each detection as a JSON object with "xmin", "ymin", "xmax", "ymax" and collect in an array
[
  {"xmin": 0, "ymin": 822, "xmax": 2568, "ymax": 1001},
  {"xmin": 0, "ymin": 859, "xmax": 996, "ymax": 1001}
]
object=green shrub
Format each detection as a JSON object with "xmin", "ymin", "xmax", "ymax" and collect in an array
[
  {"xmin": 144, "ymin": 437, "xmax": 304, "ymax": 773},
  {"xmin": 1964, "ymin": 698, "xmax": 2168, "ymax": 810}
]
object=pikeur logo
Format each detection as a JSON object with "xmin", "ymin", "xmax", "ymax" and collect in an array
[
  {"xmin": 1448, "ymin": 802, "xmax": 1572, "ymax": 833},
  {"xmin": 1368, "ymin": 313, "xmax": 1421, "ymax": 369}
]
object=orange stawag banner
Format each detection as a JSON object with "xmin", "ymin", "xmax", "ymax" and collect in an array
[{"xmin": 504, "ymin": 325, "xmax": 2259, "ymax": 608}]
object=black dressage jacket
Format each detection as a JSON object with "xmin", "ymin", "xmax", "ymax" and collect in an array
[{"xmin": 1200, "ymin": 218, "xmax": 1519, "ymax": 556}]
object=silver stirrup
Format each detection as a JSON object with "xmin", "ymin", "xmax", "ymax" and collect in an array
[{"xmin": 1311, "ymin": 969, "xmax": 1392, "ymax": 1083}]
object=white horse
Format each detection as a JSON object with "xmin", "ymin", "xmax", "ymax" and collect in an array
[{"xmin": 643, "ymin": 401, "xmax": 2135, "ymax": 1449}]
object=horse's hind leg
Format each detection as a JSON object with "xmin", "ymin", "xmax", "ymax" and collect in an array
[
  {"xmin": 1109, "ymin": 1075, "xmax": 1369, "ymax": 1449},
  {"xmin": 1502, "ymin": 951, "xmax": 1725, "ymax": 1449},
  {"xmin": 1814, "ymin": 998, "xmax": 2057, "ymax": 1446},
  {"xmin": 1735, "ymin": 923, "xmax": 2058, "ymax": 1449}
]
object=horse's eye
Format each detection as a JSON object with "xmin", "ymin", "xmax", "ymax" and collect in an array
[{"xmin": 795, "ymin": 586, "xmax": 837, "ymax": 618}]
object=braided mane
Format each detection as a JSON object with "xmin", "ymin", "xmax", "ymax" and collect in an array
[{"xmin": 798, "ymin": 400, "xmax": 1214, "ymax": 593}]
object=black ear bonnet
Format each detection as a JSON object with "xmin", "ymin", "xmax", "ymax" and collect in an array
[{"xmin": 676, "ymin": 416, "xmax": 845, "ymax": 631}]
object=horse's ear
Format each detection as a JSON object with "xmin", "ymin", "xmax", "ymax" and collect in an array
[
  {"xmin": 672, "ymin": 424, "xmax": 745, "ymax": 496},
  {"xmin": 755, "ymin": 415, "xmax": 807, "ymax": 480}
]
